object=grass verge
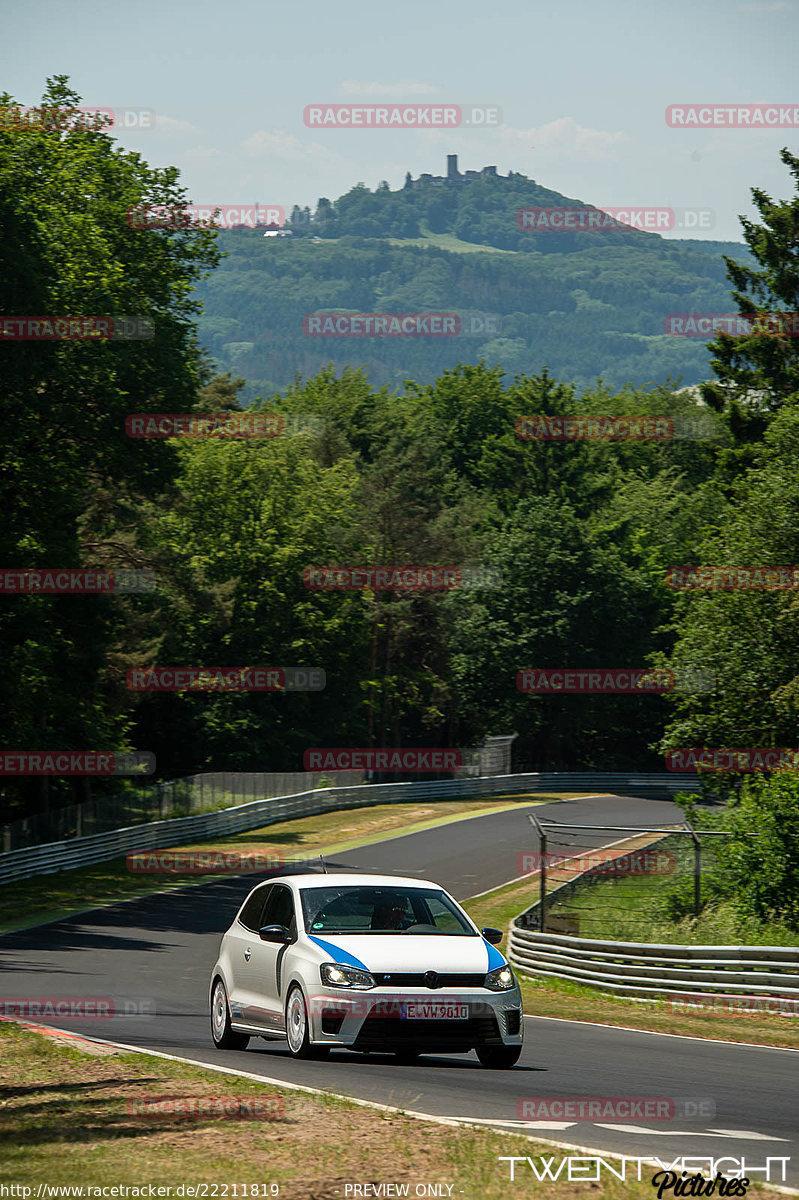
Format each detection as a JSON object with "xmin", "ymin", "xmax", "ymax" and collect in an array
[
  {"xmin": 462, "ymin": 877, "xmax": 799, "ymax": 1051},
  {"xmin": 0, "ymin": 1021, "xmax": 776, "ymax": 1199}
]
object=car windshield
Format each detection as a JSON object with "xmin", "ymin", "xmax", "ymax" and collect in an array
[{"xmin": 300, "ymin": 885, "xmax": 476, "ymax": 936}]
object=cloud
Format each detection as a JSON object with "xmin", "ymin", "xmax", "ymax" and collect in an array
[
  {"xmin": 339, "ymin": 80, "xmax": 440, "ymax": 97},
  {"xmin": 737, "ymin": 1, "xmax": 790, "ymax": 10},
  {"xmin": 155, "ymin": 115, "xmax": 197, "ymax": 133},
  {"xmin": 496, "ymin": 117, "xmax": 629, "ymax": 162},
  {"xmin": 242, "ymin": 129, "xmax": 341, "ymax": 166},
  {"xmin": 182, "ymin": 146, "xmax": 222, "ymax": 160}
]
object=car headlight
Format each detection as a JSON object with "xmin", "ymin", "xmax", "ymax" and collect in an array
[
  {"xmin": 485, "ymin": 965, "xmax": 516, "ymax": 991},
  {"xmin": 320, "ymin": 962, "xmax": 375, "ymax": 990}
]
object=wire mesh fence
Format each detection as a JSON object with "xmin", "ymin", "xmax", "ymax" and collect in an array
[{"xmin": 0, "ymin": 771, "xmax": 365, "ymax": 850}]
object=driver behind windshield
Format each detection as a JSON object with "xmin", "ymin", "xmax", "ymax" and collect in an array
[{"xmin": 370, "ymin": 903, "xmax": 410, "ymax": 930}]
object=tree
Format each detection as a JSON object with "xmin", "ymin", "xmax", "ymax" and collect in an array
[
  {"xmin": 0, "ymin": 77, "xmax": 219, "ymax": 813},
  {"xmin": 701, "ymin": 148, "xmax": 799, "ymax": 431}
]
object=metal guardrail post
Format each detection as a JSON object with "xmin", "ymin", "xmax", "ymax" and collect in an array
[{"xmin": 540, "ymin": 830, "xmax": 547, "ymax": 933}]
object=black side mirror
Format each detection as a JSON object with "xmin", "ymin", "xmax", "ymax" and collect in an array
[
  {"xmin": 259, "ymin": 924, "xmax": 290, "ymax": 943},
  {"xmin": 481, "ymin": 926, "xmax": 503, "ymax": 945}
]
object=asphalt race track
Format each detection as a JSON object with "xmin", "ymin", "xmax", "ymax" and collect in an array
[{"xmin": 2, "ymin": 794, "xmax": 797, "ymax": 1190}]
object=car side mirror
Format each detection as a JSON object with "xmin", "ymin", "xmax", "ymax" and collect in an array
[
  {"xmin": 259, "ymin": 924, "xmax": 290, "ymax": 943},
  {"xmin": 482, "ymin": 926, "xmax": 503, "ymax": 945}
]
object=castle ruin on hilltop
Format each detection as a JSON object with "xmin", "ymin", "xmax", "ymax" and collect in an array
[{"xmin": 408, "ymin": 154, "xmax": 501, "ymax": 189}]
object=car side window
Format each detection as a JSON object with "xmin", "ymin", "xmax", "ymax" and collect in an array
[
  {"xmin": 262, "ymin": 884, "xmax": 296, "ymax": 936},
  {"xmin": 239, "ymin": 886, "xmax": 270, "ymax": 932},
  {"xmin": 424, "ymin": 895, "xmax": 465, "ymax": 933}
]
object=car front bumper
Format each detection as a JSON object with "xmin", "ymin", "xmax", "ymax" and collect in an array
[{"xmin": 306, "ymin": 986, "xmax": 524, "ymax": 1051}]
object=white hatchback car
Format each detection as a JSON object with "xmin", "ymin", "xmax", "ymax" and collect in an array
[{"xmin": 210, "ymin": 872, "xmax": 523, "ymax": 1068}]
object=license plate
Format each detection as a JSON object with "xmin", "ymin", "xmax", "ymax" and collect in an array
[{"xmin": 401, "ymin": 1002, "xmax": 468, "ymax": 1020}]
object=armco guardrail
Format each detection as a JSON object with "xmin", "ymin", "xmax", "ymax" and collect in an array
[
  {"xmin": 0, "ymin": 771, "xmax": 699, "ymax": 885},
  {"xmin": 508, "ymin": 925, "xmax": 799, "ymax": 999},
  {"xmin": 506, "ymin": 830, "xmax": 799, "ymax": 1000}
]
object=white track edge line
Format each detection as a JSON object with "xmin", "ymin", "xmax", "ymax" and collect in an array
[
  {"xmin": 4, "ymin": 1017, "xmax": 796, "ymax": 1197},
  {"xmin": 523, "ymin": 1011, "xmax": 799, "ymax": 1053}
]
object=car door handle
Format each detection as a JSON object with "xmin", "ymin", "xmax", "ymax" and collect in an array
[{"xmin": 244, "ymin": 947, "xmax": 252, "ymax": 962}]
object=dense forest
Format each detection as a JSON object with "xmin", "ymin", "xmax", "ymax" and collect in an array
[
  {"xmin": 195, "ymin": 163, "xmax": 754, "ymax": 396},
  {"xmin": 2, "ymin": 80, "xmax": 799, "ymax": 823}
]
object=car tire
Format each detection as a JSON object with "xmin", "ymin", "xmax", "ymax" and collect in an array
[
  {"xmin": 475, "ymin": 1044, "xmax": 522, "ymax": 1069},
  {"xmin": 285, "ymin": 985, "xmax": 330, "ymax": 1059},
  {"xmin": 211, "ymin": 979, "xmax": 250, "ymax": 1050}
]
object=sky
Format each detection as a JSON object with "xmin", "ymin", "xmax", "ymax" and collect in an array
[{"xmin": 3, "ymin": 0, "xmax": 798, "ymax": 241}]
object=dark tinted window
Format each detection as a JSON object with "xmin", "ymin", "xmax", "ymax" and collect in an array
[
  {"xmin": 238, "ymin": 886, "xmax": 269, "ymax": 932},
  {"xmin": 300, "ymin": 885, "xmax": 474, "ymax": 935},
  {"xmin": 262, "ymin": 884, "xmax": 295, "ymax": 934}
]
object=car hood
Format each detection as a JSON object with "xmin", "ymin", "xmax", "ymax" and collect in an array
[{"xmin": 305, "ymin": 932, "xmax": 505, "ymax": 975}]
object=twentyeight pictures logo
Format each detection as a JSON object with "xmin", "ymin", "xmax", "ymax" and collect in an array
[{"xmin": 303, "ymin": 104, "xmax": 501, "ymax": 128}]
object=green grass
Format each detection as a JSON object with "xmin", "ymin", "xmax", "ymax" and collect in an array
[
  {"xmin": 386, "ymin": 228, "xmax": 515, "ymax": 254},
  {"xmin": 547, "ymin": 863, "xmax": 799, "ymax": 947},
  {"xmin": 10, "ymin": 1020, "xmax": 778, "ymax": 1199}
]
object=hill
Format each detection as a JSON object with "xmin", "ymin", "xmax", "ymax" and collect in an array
[{"xmin": 193, "ymin": 159, "xmax": 754, "ymax": 399}]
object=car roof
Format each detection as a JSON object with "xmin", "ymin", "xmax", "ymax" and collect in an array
[{"xmin": 266, "ymin": 871, "xmax": 442, "ymax": 891}]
